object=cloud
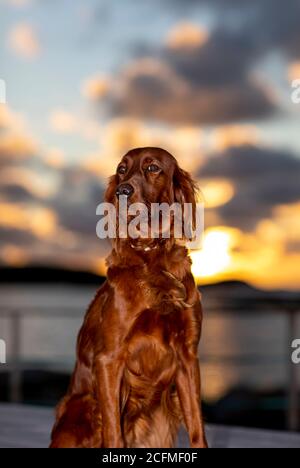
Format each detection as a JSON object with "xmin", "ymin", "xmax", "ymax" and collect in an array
[
  {"xmin": 7, "ymin": 23, "xmax": 41, "ymax": 59},
  {"xmin": 201, "ymin": 179, "xmax": 235, "ymax": 209},
  {"xmin": 0, "ymin": 133, "xmax": 37, "ymax": 164},
  {"xmin": 0, "ymin": 227, "xmax": 37, "ymax": 247},
  {"xmin": 0, "ymin": 105, "xmax": 109, "ymax": 269},
  {"xmin": 0, "ymin": 167, "xmax": 108, "ymax": 269},
  {"xmin": 99, "ymin": 27, "xmax": 276, "ymax": 125},
  {"xmin": 81, "ymin": 75, "xmax": 110, "ymax": 101},
  {"xmin": 168, "ymin": 0, "xmax": 300, "ymax": 59},
  {"xmin": 211, "ymin": 125, "xmax": 259, "ymax": 151},
  {"xmin": 241, "ymin": 0, "xmax": 300, "ymax": 59},
  {"xmin": 165, "ymin": 22, "xmax": 209, "ymax": 50},
  {"xmin": 48, "ymin": 108, "xmax": 102, "ymax": 140},
  {"xmin": 83, "ymin": 117, "xmax": 205, "ymax": 179},
  {"xmin": 49, "ymin": 109, "xmax": 77, "ymax": 134},
  {"xmin": 288, "ymin": 62, "xmax": 300, "ymax": 82},
  {"xmin": 0, "ymin": 167, "xmax": 55, "ymax": 201},
  {"xmin": 83, "ymin": 0, "xmax": 300, "ymax": 125},
  {"xmin": 0, "ymin": 245, "xmax": 30, "ymax": 267},
  {"xmin": 49, "ymin": 167, "xmax": 105, "ymax": 236},
  {"xmin": 43, "ymin": 148, "xmax": 66, "ymax": 169},
  {"xmin": 82, "ymin": 1, "xmax": 300, "ymax": 127},
  {"xmin": 0, "ymin": 106, "xmax": 29, "ymax": 133},
  {"xmin": 200, "ymin": 145, "xmax": 300, "ymax": 230},
  {"xmin": 163, "ymin": 29, "xmax": 256, "ymax": 86},
  {"xmin": 0, "ymin": 184, "xmax": 37, "ymax": 203},
  {"xmin": 0, "ymin": 202, "xmax": 57, "ymax": 239}
]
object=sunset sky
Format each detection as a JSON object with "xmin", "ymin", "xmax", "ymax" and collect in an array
[{"xmin": 0, "ymin": 0, "xmax": 300, "ymax": 290}]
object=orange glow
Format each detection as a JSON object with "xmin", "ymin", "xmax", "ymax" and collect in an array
[
  {"xmin": 288, "ymin": 62, "xmax": 300, "ymax": 81},
  {"xmin": 0, "ymin": 133, "xmax": 36, "ymax": 159},
  {"xmin": 166, "ymin": 23, "xmax": 209, "ymax": 49},
  {"xmin": 82, "ymin": 76, "xmax": 110, "ymax": 100},
  {"xmin": 1, "ymin": 245, "xmax": 29, "ymax": 267},
  {"xmin": 167, "ymin": 127, "xmax": 203, "ymax": 173},
  {"xmin": 7, "ymin": 23, "xmax": 41, "ymax": 59},
  {"xmin": 201, "ymin": 179, "xmax": 235, "ymax": 208},
  {"xmin": 188, "ymin": 220, "xmax": 300, "ymax": 291},
  {"xmin": 212, "ymin": 125, "xmax": 259, "ymax": 151},
  {"xmin": 44, "ymin": 148, "xmax": 66, "ymax": 168},
  {"xmin": 29, "ymin": 208, "xmax": 57, "ymax": 238},
  {"xmin": 49, "ymin": 109, "xmax": 77, "ymax": 134},
  {"xmin": 0, "ymin": 203, "xmax": 57, "ymax": 238},
  {"xmin": 92, "ymin": 257, "xmax": 108, "ymax": 276},
  {"xmin": 0, "ymin": 106, "xmax": 25, "ymax": 131}
]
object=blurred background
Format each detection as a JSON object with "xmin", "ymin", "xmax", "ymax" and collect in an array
[{"xmin": 0, "ymin": 0, "xmax": 300, "ymax": 434}]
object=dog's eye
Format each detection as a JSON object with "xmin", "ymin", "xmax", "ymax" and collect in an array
[
  {"xmin": 147, "ymin": 164, "xmax": 160, "ymax": 173},
  {"xmin": 117, "ymin": 165, "xmax": 127, "ymax": 175}
]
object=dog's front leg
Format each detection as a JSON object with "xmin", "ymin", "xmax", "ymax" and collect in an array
[
  {"xmin": 175, "ymin": 358, "xmax": 208, "ymax": 448},
  {"xmin": 95, "ymin": 354, "xmax": 125, "ymax": 448}
]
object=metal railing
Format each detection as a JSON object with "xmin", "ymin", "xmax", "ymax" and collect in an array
[{"xmin": 0, "ymin": 298, "xmax": 299, "ymax": 431}]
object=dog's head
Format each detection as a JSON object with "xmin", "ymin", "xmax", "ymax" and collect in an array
[{"xmin": 105, "ymin": 147, "xmax": 198, "ymax": 249}]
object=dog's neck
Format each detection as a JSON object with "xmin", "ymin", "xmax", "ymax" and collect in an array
[{"xmin": 106, "ymin": 239, "xmax": 192, "ymax": 282}]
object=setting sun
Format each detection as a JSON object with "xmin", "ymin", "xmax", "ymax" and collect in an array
[{"xmin": 191, "ymin": 229, "xmax": 232, "ymax": 279}]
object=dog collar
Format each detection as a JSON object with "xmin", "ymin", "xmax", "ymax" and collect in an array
[{"xmin": 130, "ymin": 243, "xmax": 159, "ymax": 252}]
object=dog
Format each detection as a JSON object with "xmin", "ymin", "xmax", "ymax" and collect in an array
[{"xmin": 50, "ymin": 147, "xmax": 208, "ymax": 448}]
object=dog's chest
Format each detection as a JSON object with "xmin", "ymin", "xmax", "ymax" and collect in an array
[{"xmin": 124, "ymin": 308, "xmax": 182, "ymax": 387}]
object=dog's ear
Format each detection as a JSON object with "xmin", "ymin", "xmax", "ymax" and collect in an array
[
  {"xmin": 173, "ymin": 165, "xmax": 198, "ymax": 241},
  {"xmin": 105, "ymin": 175, "xmax": 118, "ymax": 204}
]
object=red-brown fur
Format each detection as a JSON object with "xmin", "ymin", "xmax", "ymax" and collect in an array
[{"xmin": 50, "ymin": 147, "xmax": 208, "ymax": 448}]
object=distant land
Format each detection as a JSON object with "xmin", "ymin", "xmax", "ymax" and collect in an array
[
  {"xmin": 0, "ymin": 266, "xmax": 299, "ymax": 302},
  {"xmin": 0, "ymin": 266, "xmax": 106, "ymax": 285}
]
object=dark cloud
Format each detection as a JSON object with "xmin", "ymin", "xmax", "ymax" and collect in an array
[
  {"xmin": 111, "ymin": 0, "xmax": 300, "ymax": 126},
  {"xmin": 109, "ymin": 76, "xmax": 273, "ymax": 125},
  {"xmin": 0, "ymin": 134, "xmax": 106, "ymax": 237},
  {"xmin": 0, "ymin": 156, "xmax": 106, "ymax": 258},
  {"xmin": 164, "ymin": 30, "xmax": 256, "ymax": 86},
  {"xmin": 220, "ymin": 0, "xmax": 300, "ymax": 58},
  {"xmin": 200, "ymin": 145, "xmax": 300, "ymax": 230},
  {"xmin": 167, "ymin": 0, "xmax": 300, "ymax": 58},
  {"xmin": 49, "ymin": 167, "xmax": 105, "ymax": 236},
  {"xmin": 0, "ymin": 140, "xmax": 36, "ymax": 167},
  {"xmin": 0, "ymin": 184, "xmax": 39, "ymax": 203},
  {"xmin": 0, "ymin": 227, "xmax": 37, "ymax": 247},
  {"xmin": 0, "ymin": 164, "xmax": 108, "ymax": 268},
  {"xmin": 104, "ymin": 27, "xmax": 275, "ymax": 125}
]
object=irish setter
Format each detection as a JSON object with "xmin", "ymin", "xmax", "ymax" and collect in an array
[{"xmin": 50, "ymin": 147, "xmax": 208, "ymax": 448}]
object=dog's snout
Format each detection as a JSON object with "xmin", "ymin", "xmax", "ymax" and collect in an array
[{"xmin": 116, "ymin": 183, "xmax": 134, "ymax": 198}]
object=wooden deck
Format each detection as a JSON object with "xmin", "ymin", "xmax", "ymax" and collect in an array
[{"xmin": 0, "ymin": 404, "xmax": 300, "ymax": 448}]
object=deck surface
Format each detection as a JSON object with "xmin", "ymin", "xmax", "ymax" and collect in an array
[{"xmin": 0, "ymin": 404, "xmax": 300, "ymax": 448}]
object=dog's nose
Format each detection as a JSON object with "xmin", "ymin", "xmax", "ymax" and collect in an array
[{"xmin": 116, "ymin": 183, "xmax": 134, "ymax": 198}]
